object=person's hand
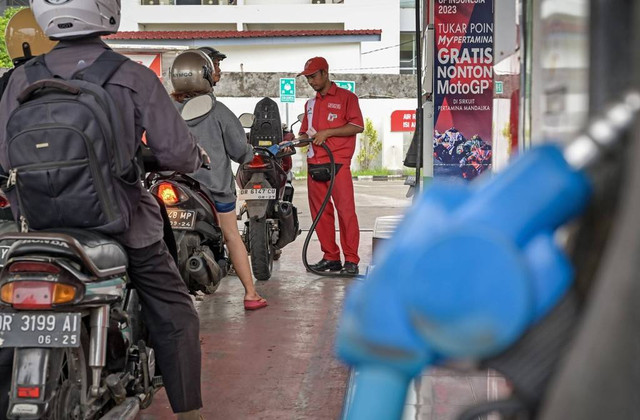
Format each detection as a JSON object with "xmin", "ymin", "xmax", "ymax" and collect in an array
[
  {"xmin": 198, "ymin": 145, "xmax": 211, "ymax": 169},
  {"xmin": 313, "ymin": 130, "xmax": 330, "ymax": 146}
]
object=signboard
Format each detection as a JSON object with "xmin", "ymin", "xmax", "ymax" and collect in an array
[
  {"xmin": 495, "ymin": 80, "xmax": 503, "ymax": 94},
  {"xmin": 280, "ymin": 78, "xmax": 296, "ymax": 103},
  {"xmin": 122, "ymin": 53, "xmax": 162, "ymax": 78},
  {"xmin": 391, "ymin": 110, "xmax": 416, "ymax": 132},
  {"xmin": 434, "ymin": 0, "xmax": 494, "ymax": 180},
  {"xmin": 335, "ymin": 80, "xmax": 356, "ymax": 93}
]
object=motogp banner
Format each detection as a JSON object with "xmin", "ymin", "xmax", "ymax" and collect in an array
[{"xmin": 434, "ymin": 0, "xmax": 494, "ymax": 180}]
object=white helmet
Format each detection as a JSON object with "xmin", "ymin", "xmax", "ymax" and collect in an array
[{"xmin": 30, "ymin": 0, "xmax": 121, "ymax": 40}]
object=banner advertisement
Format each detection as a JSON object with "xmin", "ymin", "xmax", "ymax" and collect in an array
[{"xmin": 434, "ymin": 0, "xmax": 494, "ymax": 180}]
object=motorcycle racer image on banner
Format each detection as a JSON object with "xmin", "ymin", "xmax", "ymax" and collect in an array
[{"xmin": 433, "ymin": 127, "xmax": 492, "ymax": 180}]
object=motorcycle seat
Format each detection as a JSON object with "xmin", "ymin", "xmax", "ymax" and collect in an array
[{"xmin": 6, "ymin": 228, "xmax": 128, "ymax": 277}]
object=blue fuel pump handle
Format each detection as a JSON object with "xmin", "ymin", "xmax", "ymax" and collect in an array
[
  {"xmin": 266, "ymin": 138, "xmax": 313, "ymax": 156},
  {"xmin": 337, "ymin": 90, "xmax": 640, "ymax": 420}
]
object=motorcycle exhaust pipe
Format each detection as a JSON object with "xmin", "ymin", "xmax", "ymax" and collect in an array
[
  {"xmin": 100, "ymin": 396, "xmax": 140, "ymax": 420},
  {"xmin": 275, "ymin": 201, "xmax": 299, "ymax": 248},
  {"xmin": 187, "ymin": 255, "xmax": 208, "ymax": 286}
]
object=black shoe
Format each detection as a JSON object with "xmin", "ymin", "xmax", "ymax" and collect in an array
[
  {"xmin": 340, "ymin": 262, "xmax": 359, "ymax": 275},
  {"xmin": 308, "ymin": 259, "xmax": 342, "ymax": 272}
]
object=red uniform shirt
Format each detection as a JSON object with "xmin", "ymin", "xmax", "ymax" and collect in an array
[{"xmin": 299, "ymin": 82, "xmax": 364, "ymax": 165}]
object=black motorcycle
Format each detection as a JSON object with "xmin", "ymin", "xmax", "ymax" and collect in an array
[
  {"xmin": 146, "ymin": 171, "xmax": 228, "ymax": 294},
  {"xmin": 0, "ymin": 229, "xmax": 160, "ymax": 419},
  {"xmin": 236, "ymin": 97, "xmax": 301, "ymax": 281}
]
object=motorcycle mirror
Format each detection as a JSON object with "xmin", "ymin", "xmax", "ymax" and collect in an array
[
  {"xmin": 238, "ymin": 113, "xmax": 255, "ymax": 128},
  {"xmin": 181, "ymin": 95, "xmax": 215, "ymax": 121},
  {"xmin": 297, "ymin": 113, "xmax": 305, "ymax": 123}
]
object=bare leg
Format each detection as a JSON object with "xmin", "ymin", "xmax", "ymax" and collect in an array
[{"xmin": 217, "ymin": 211, "xmax": 264, "ymax": 302}]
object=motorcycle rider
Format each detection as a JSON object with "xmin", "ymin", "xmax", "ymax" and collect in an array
[
  {"xmin": 0, "ymin": 1, "xmax": 206, "ymax": 418},
  {"xmin": 170, "ymin": 49, "xmax": 268, "ymax": 310},
  {"xmin": 198, "ymin": 46, "xmax": 225, "ymax": 85}
]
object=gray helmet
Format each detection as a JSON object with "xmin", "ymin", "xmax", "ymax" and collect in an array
[
  {"xmin": 170, "ymin": 49, "xmax": 215, "ymax": 94},
  {"xmin": 198, "ymin": 46, "xmax": 226, "ymax": 61},
  {"xmin": 30, "ymin": 0, "xmax": 121, "ymax": 40}
]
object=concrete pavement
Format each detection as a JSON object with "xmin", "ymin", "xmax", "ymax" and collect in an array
[{"xmin": 137, "ymin": 180, "xmax": 509, "ymax": 420}]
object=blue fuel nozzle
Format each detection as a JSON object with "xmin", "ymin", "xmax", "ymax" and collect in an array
[{"xmin": 336, "ymin": 145, "xmax": 592, "ymax": 419}]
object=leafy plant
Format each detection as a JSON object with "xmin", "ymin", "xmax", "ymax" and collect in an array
[
  {"xmin": 0, "ymin": 7, "xmax": 25, "ymax": 68},
  {"xmin": 356, "ymin": 118, "xmax": 382, "ymax": 171}
]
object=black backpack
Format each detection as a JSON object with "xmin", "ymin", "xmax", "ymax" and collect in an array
[{"xmin": 4, "ymin": 49, "xmax": 141, "ymax": 234}]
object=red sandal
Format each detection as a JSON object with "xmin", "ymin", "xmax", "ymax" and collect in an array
[{"xmin": 244, "ymin": 298, "xmax": 268, "ymax": 310}]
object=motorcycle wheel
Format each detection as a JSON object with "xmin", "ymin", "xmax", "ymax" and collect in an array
[
  {"xmin": 249, "ymin": 218, "xmax": 273, "ymax": 281},
  {"xmin": 45, "ymin": 330, "xmax": 90, "ymax": 419}
]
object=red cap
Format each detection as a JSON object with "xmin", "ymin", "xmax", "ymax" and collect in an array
[{"xmin": 297, "ymin": 56, "xmax": 329, "ymax": 76}]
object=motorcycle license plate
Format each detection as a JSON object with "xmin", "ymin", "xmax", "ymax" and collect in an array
[
  {"xmin": 167, "ymin": 209, "xmax": 196, "ymax": 230},
  {"xmin": 0, "ymin": 312, "xmax": 81, "ymax": 348},
  {"xmin": 238, "ymin": 188, "xmax": 277, "ymax": 200}
]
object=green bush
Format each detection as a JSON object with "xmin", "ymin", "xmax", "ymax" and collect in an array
[{"xmin": 356, "ymin": 118, "xmax": 382, "ymax": 171}]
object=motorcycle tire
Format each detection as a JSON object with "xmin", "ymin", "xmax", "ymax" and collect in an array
[
  {"xmin": 249, "ymin": 218, "xmax": 274, "ymax": 281},
  {"xmin": 44, "ymin": 325, "xmax": 91, "ymax": 420}
]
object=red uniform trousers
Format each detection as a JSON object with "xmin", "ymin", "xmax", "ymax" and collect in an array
[{"xmin": 308, "ymin": 164, "xmax": 360, "ymax": 264}]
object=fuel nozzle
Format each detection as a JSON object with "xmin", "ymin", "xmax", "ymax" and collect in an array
[
  {"xmin": 267, "ymin": 138, "xmax": 313, "ymax": 155},
  {"xmin": 335, "ymin": 91, "xmax": 640, "ymax": 420}
]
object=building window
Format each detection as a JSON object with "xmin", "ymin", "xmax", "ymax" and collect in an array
[
  {"xmin": 141, "ymin": 0, "xmax": 175, "ymax": 5},
  {"xmin": 142, "ymin": 0, "xmax": 237, "ymax": 4},
  {"xmin": 6, "ymin": 0, "xmax": 29, "ymax": 7},
  {"xmin": 400, "ymin": 32, "xmax": 416, "ymax": 74}
]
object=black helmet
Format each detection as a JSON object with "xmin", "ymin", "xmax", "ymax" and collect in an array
[{"xmin": 198, "ymin": 46, "xmax": 226, "ymax": 61}]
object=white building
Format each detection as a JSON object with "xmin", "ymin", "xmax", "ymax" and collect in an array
[
  {"xmin": 117, "ymin": 0, "xmax": 417, "ymax": 75},
  {"xmin": 107, "ymin": 0, "xmax": 419, "ymax": 171}
]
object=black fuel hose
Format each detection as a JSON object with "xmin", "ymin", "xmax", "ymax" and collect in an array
[{"xmin": 301, "ymin": 142, "xmax": 365, "ymax": 278}]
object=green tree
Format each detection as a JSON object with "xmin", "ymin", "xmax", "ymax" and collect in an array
[
  {"xmin": 0, "ymin": 7, "xmax": 25, "ymax": 68},
  {"xmin": 356, "ymin": 118, "xmax": 382, "ymax": 170}
]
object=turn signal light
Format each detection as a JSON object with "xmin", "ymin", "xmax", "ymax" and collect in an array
[
  {"xmin": 0, "ymin": 282, "xmax": 13, "ymax": 304},
  {"xmin": 0, "ymin": 281, "xmax": 78, "ymax": 309},
  {"xmin": 157, "ymin": 183, "xmax": 181, "ymax": 206},
  {"xmin": 53, "ymin": 283, "xmax": 77, "ymax": 304}
]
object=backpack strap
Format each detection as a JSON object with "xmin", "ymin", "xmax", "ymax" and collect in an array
[
  {"xmin": 73, "ymin": 49, "xmax": 128, "ymax": 86},
  {"xmin": 23, "ymin": 55, "xmax": 54, "ymax": 84}
]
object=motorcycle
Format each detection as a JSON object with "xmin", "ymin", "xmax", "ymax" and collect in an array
[
  {"xmin": 145, "ymin": 164, "xmax": 228, "ymax": 295},
  {"xmin": 236, "ymin": 97, "xmax": 301, "ymax": 281},
  {"xmin": 0, "ymin": 229, "xmax": 160, "ymax": 419}
]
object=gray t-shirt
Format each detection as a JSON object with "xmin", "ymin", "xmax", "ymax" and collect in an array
[
  {"xmin": 0, "ymin": 38, "xmax": 202, "ymax": 248},
  {"xmin": 175, "ymin": 93, "xmax": 253, "ymax": 203}
]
